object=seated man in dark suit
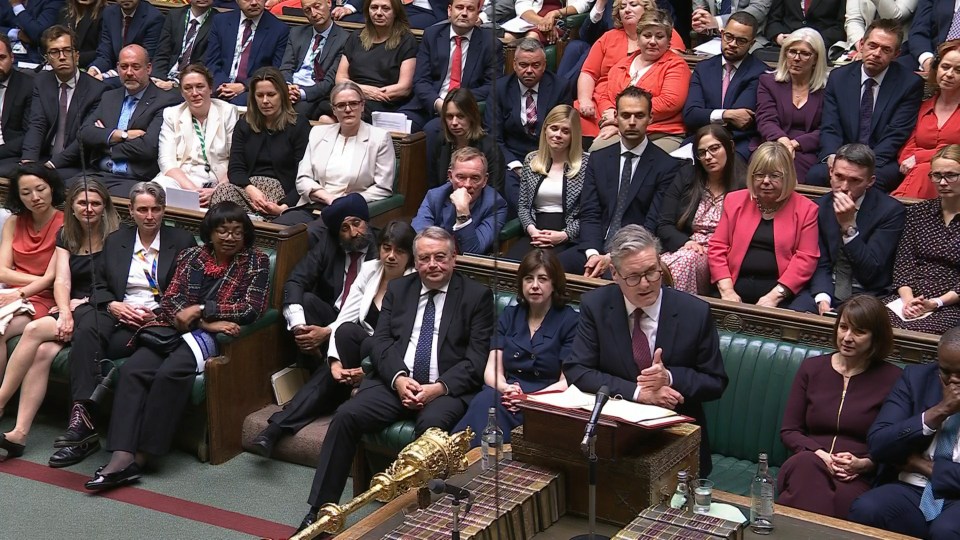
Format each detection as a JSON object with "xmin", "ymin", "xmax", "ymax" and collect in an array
[
  {"xmin": 412, "ymin": 146, "xmax": 507, "ymax": 255},
  {"xmin": 333, "ymin": 0, "xmax": 445, "ymax": 29},
  {"xmin": 485, "ymin": 38, "xmax": 572, "ymax": 211},
  {"xmin": 150, "ymin": 0, "xmax": 217, "ymax": 91},
  {"xmin": 848, "ymin": 326, "xmax": 960, "ymax": 538},
  {"xmin": 21, "ymin": 26, "xmax": 105, "ymax": 179},
  {"xmin": 683, "ymin": 12, "xmax": 766, "ymax": 160},
  {"xmin": 403, "ymin": 0, "xmax": 503, "ymax": 135},
  {"xmin": 296, "ymin": 226, "xmax": 493, "ymax": 533},
  {"xmin": 764, "ymin": 0, "xmax": 844, "ymax": 55},
  {"xmin": 691, "ymin": 0, "xmax": 770, "ymax": 47},
  {"xmin": 558, "ymin": 86, "xmax": 682, "ymax": 277},
  {"xmin": 48, "ymin": 182, "xmax": 196, "ymax": 468},
  {"xmin": 76, "ymin": 44, "xmax": 180, "ymax": 196},
  {"xmin": 809, "ymin": 19, "xmax": 923, "ymax": 191},
  {"xmin": 0, "ymin": 0, "xmax": 62, "ymax": 64},
  {"xmin": 205, "ymin": 0, "xmax": 289, "ymax": 105},
  {"xmin": 86, "ymin": 0, "xmax": 164, "ymax": 84},
  {"xmin": 278, "ymin": 0, "xmax": 348, "ymax": 120},
  {"xmin": 812, "ymin": 143, "xmax": 906, "ymax": 315},
  {"xmin": 910, "ymin": 0, "xmax": 957, "ymax": 73},
  {"xmin": 563, "ymin": 224, "xmax": 728, "ymax": 476},
  {"xmin": 0, "ymin": 34, "xmax": 33, "ymax": 172}
]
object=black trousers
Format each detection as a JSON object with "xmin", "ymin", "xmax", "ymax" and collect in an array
[
  {"xmin": 307, "ymin": 377, "xmax": 469, "ymax": 507},
  {"xmin": 68, "ymin": 306, "xmax": 137, "ymax": 402},
  {"xmin": 106, "ymin": 341, "xmax": 197, "ymax": 455},
  {"xmin": 332, "ymin": 321, "xmax": 372, "ymax": 368}
]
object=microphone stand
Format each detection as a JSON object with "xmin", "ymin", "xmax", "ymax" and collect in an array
[
  {"xmin": 570, "ymin": 433, "xmax": 609, "ymax": 540},
  {"xmin": 449, "ymin": 495, "xmax": 463, "ymax": 540}
]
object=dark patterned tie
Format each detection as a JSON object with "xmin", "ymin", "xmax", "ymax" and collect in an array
[
  {"xmin": 236, "ymin": 19, "xmax": 254, "ymax": 82},
  {"xmin": 178, "ymin": 19, "xmax": 200, "ymax": 73},
  {"xmin": 858, "ymin": 78, "xmax": 876, "ymax": 144},
  {"xmin": 632, "ymin": 310, "xmax": 652, "ymax": 372},
  {"xmin": 311, "ymin": 33, "xmax": 325, "ymax": 82},
  {"xmin": 524, "ymin": 88, "xmax": 537, "ymax": 136},
  {"xmin": 607, "ymin": 151, "xmax": 634, "ymax": 240},
  {"xmin": 412, "ymin": 290, "xmax": 439, "ymax": 384},
  {"xmin": 53, "ymin": 82, "xmax": 69, "ymax": 155},
  {"xmin": 122, "ymin": 15, "xmax": 133, "ymax": 45}
]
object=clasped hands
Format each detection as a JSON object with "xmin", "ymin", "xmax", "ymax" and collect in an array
[
  {"xmin": 815, "ymin": 449, "xmax": 874, "ymax": 482},
  {"xmin": 395, "ymin": 375, "xmax": 444, "ymax": 410},
  {"xmin": 526, "ymin": 225, "xmax": 567, "ymax": 248},
  {"xmin": 636, "ymin": 348, "xmax": 683, "ymax": 409}
]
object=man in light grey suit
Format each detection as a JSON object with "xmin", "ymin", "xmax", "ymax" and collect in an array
[
  {"xmin": 692, "ymin": 0, "xmax": 770, "ymax": 47},
  {"xmin": 279, "ymin": 0, "xmax": 349, "ymax": 120}
]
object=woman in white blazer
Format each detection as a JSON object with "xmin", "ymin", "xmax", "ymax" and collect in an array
[
  {"xmin": 154, "ymin": 64, "xmax": 239, "ymax": 207},
  {"xmin": 843, "ymin": 0, "xmax": 916, "ymax": 52}
]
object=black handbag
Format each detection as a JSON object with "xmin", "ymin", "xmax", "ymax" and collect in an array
[{"xmin": 136, "ymin": 326, "xmax": 182, "ymax": 355}]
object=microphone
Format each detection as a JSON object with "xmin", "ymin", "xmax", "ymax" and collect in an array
[
  {"xmin": 580, "ymin": 385, "xmax": 610, "ymax": 452},
  {"xmin": 429, "ymin": 479, "xmax": 474, "ymax": 512},
  {"xmin": 89, "ymin": 364, "xmax": 117, "ymax": 405}
]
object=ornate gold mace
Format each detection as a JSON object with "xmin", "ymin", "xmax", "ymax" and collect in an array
[{"xmin": 291, "ymin": 427, "xmax": 474, "ymax": 540}]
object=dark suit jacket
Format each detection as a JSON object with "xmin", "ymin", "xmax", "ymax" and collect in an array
[
  {"xmin": 430, "ymin": 134, "xmax": 505, "ymax": 190},
  {"xmin": 22, "ymin": 70, "xmax": 105, "ymax": 166},
  {"xmin": 411, "ymin": 184, "xmax": 508, "ymax": 255},
  {"xmin": 77, "ymin": 82, "xmax": 180, "ymax": 179},
  {"xmin": 819, "ymin": 61, "xmax": 923, "ymax": 191},
  {"xmin": 371, "ymin": 271, "xmax": 494, "ymax": 399},
  {"xmin": 282, "ymin": 225, "xmax": 378, "ymax": 308},
  {"xmin": 868, "ymin": 363, "xmax": 960, "ymax": 499},
  {"xmin": 563, "ymin": 284, "xmax": 728, "ymax": 475},
  {"xmin": 656, "ymin": 159, "xmax": 746, "ymax": 252},
  {"xmin": 278, "ymin": 23, "xmax": 348, "ymax": 105},
  {"xmin": 909, "ymin": 0, "xmax": 953, "ymax": 65},
  {"xmin": 89, "ymin": 224, "xmax": 197, "ymax": 307},
  {"xmin": 59, "ymin": 9, "xmax": 102, "ymax": 68},
  {"xmin": 578, "ymin": 141, "xmax": 682, "ymax": 253},
  {"xmin": 765, "ymin": 0, "xmax": 845, "ymax": 46},
  {"xmin": 205, "ymin": 11, "xmax": 289, "ymax": 88},
  {"xmin": 227, "ymin": 114, "xmax": 311, "ymax": 204},
  {"xmin": 683, "ymin": 53, "xmax": 767, "ymax": 160},
  {"xmin": 485, "ymin": 71, "xmax": 572, "ymax": 167},
  {"xmin": 410, "ymin": 24, "xmax": 504, "ymax": 117},
  {"xmin": 346, "ymin": 0, "xmax": 447, "ymax": 25},
  {"xmin": 0, "ymin": 69, "xmax": 33, "ymax": 159},
  {"xmin": 0, "ymin": 0, "xmax": 63, "ymax": 63},
  {"xmin": 811, "ymin": 189, "xmax": 906, "ymax": 301},
  {"xmin": 151, "ymin": 6, "xmax": 216, "ymax": 80},
  {"xmin": 90, "ymin": 2, "xmax": 164, "ymax": 73}
]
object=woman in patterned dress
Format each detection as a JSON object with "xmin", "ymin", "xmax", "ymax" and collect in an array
[
  {"xmin": 882, "ymin": 144, "xmax": 960, "ymax": 334},
  {"xmin": 657, "ymin": 126, "xmax": 745, "ymax": 294}
]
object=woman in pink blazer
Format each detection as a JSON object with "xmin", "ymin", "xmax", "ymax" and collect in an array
[{"xmin": 708, "ymin": 142, "xmax": 820, "ymax": 312}]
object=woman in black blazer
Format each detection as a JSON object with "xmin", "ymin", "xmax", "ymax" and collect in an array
[
  {"xmin": 218, "ymin": 67, "xmax": 311, "ymax": 220},
  {"xmin": 430, "ymin": 88, "xmax": 505, "ymax": 191},
  {"xmin": 657, "ymin": 125, "xmax": 745, "ymax": 294},
  {"xmin": 59, "ymin": 0, "xmax": 106, "ymax": 68}
]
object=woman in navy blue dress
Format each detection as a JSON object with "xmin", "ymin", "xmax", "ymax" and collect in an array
[{"xmin": 455, "ymin": 248, "xmax": 579, "ymax": 446}]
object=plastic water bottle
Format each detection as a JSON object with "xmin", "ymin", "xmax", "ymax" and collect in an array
[
  {"xmin": 480, "ymin": 407, "xmax": 503, "ymax": 471},
  {"xmin": 669, "ymin": 470, "xmax": 690, "ymax": 510},
  {"xmin": 750, "ymin": 453, "xmax": 775, "ymax": 534}
]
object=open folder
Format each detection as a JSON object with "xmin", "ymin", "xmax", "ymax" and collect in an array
[{"xmin": 525, "ymin": 385, "xmax": 691, "ymax": 428}]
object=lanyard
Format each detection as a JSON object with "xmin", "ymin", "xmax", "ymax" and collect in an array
[
  {"xmin": 192, "ymin": 117, "xmax": 211, "ymax": 172},
  {"xmin": 228, "ymin": 20, "xmax": 257, "ymax": 80},
  {"xmin": 181, "ymin": 11, "xmax": 208, "ymax": 54}
]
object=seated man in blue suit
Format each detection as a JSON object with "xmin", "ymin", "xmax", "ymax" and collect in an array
[
  {"xmin": 808, "ymin": 19, "xmax": 923, "ymax": 191},
  {"xmin": 87, "ymin": 0, "xmax": 164, "ymax": 84},
  {"xmin": 683, "ymin": 12, "xmax": 766, "ymax": 161},
  {"xmin": 558, "ymin": 86, "xmax": 682, "ymax": 276},
  {"xmin": 910, "ymin": 0, "xmax": 957, "ymax": 72},
  {"xmin": 333, "ymin": 0, "xmax": 444, "ymax": 29},
  {"xmin": 485, "ymin": 38, "xmax": 572, "ymax": 212},
  {"xmin": 812, "ymin": 143, "xmax": 905, "ymax": 315},
  {"xmin": 848, "ymin": 326, "xmax": 960, "ymax": 539},
  {"xmin": 0, "ymin": 0, "xmax": 62, "ymax": 65},
  {"xmin": 403, "ymin": 0, "xmax": 503, "ymax": 135},
  {"xmin": 205, "ymin": 0, "xmax": 288, "ymax": 105},
  {"xmin": 563, "ymin": 224, "xmax": 727, "ymax": 477},
  {"xmin": 412, "ymin": 146, "xmax": 507, "ymax": 255}
]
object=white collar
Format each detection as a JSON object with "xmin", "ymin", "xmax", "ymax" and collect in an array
[
  {"xmin": 623, "ymin": 288, "xmax": 662, "ymax": 324},
  {"xmin": 720, "ymin": 56, "xmax": 744, "ymax": 71},
  {"xmin": 860, "ymin": 65, "xmax": 888, "ymax": 88},
  {"xmin": 519, "ymin": 79, "xmax": 540, "ymax": 94},
  {"xmin": 620, "ymin": 137, "xmax": 648, "ymax": 159},
  {"xmin": 449, "ymin": 26, "xmax": 473, "ymax": 41},
  {"xmin": 420, "ymin": 282, "xmax": 451, "ymax": 296},
  {"xmin": 134, "ymin": 230, "xmax": 161, "ymax": 254}
]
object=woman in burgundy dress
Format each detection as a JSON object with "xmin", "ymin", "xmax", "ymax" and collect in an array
[{"xmin": 778, "ymin": 295, "xmax": 902, "ymax": 519}]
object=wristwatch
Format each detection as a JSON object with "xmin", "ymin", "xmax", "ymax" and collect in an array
[
  {"xmin": 199, "ymin": 304, "xmax": 206, "ymax": 318},
  {"xmin": 120, "ymin": 130, "xmax": 128, "ymax": 140},
  {"xmin": 456, "ymin": 214, "xmax": 470, "ymax": 224},
  {"xmin": 843, "ymin": 225, "xmax": 858, "ymax": 238},
  {"xmin": 775, "ymin": 284, "xmax": 787, "ymax": 297}
]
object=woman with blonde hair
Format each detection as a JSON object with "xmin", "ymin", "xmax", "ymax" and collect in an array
[
  {"xmin": 507, "ymin": 105, "xmax": 588, "ymax": 259},
  {"xmin": 708, "ymin": 141, "xmax": 820, "ymax": 312},
  {"xmin": 755, "ymin": 28, "xmax": 828, "ymax": 183}
]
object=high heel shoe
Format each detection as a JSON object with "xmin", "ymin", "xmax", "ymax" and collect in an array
[{"xmin": 0, "ymin": 433, "xmax": 25, "ymax": 458}]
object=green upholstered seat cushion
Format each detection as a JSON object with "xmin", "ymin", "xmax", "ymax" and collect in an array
[
  {"xmin": 368, "ymin": 196, "xmax": 404, "ymax": 217},
  {"xmin": 709, "ymin": 454, "xmax": 781, "ymax": 497},
  {"xmin": 499, "ymin": 218, "xmax": 522, "ymax": 241}
]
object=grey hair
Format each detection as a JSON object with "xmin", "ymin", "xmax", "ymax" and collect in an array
[
  {"xmin": 413, "ymin": 226, "xmax": 456, "ymax": 257},
  {"xmin": 128, "ymin": 181, "xmax": 166, "ymax": 207},
  {"xmin": 606, "ymin": 225, "xmax": 661, "ymax": 271},
  {"xmin": 515, "ymin": 38, "xmax": 544, "ymax": 55},
  {"xmin": 448, "ymin": 146, "xmax": 488, "ymax": 173},
  {"xmin": 330, "ymin": 80, "xmax": 365, "ymax": 105},
  {"xmin": 834, "ymin": 143, "xmax": 876, "ymax": 176}
]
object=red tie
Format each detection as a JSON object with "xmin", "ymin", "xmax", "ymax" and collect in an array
[
  {"xmin": 449, "ymin": 36, "xmax": 463, "ymax": 91},
  {"xmin": 803, "ymin": 0, "xmax": 811, "ymax": 13},
  {"xmin": 236, "ymin": 19, "xmax": 254, "ymax": 82},
  {"xmin": 311, "ymin": 33, "xmax": 325, "ymax": 82},
  {"xmin": 632, "ymin": 310, "xmax": 652, "ymax": 372},
  {"xmin": 342, "ymin": 252, "xmax": 363, "ymax": 304}
]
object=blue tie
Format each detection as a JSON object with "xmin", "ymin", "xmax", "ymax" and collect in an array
[
  {"xmin": 858, "ymin": 79, "xmax": 876, "ymax": 145},
  {"xmin": 412, "ymin": 290, "xmax": 438, "ymax": 384},
  {"xmin": 112, "ymin": 95, "xmax": 138, "ymax": 175},
  {"xmin": 919, "ymin": 414, "xmax": 959, "ymax": 521}
]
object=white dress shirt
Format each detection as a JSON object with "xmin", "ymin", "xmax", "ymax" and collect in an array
[
  {"xmin": 900, "ymin": 412, "xmax": 960, "ymax": 488},
  {"xmin": 397, "ymin": 283, "xmax": 449, "ymax": 386},
  {"xmin": 439, "ymin": 28, "xmax": 474, "ymax": 100},
  {"xmin": 709, "ymin": 57, "xmax": 744, "ymax": 124},
  {"xmin": 622, "ymin": 290, "xmax": 673, "ymax": 401},
  {"xmin": 584, "ymin": 138, "xmax": 648, "ymax": 260},
  {"xmin": 229, "ymin": 13, "xmax": 262, "ymax": 81},
  {"xmin": 123, "ymin": 231, "xmax": 162, "ymax": 311}
]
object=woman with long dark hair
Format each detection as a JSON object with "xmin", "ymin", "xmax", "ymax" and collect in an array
[
  {"xmin": 430, "ymin": 88, "xmax": 504, "ymax": 190},
  {"xmin": 58, "ymin": 0, "xmax": 106, "ymax": 67}
]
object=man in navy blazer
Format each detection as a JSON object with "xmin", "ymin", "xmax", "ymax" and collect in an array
[
  {"xmin": 909, "ymin": 0, "xmax": 957, "ymax": 72},
  {"xmin": 205, "ymin": 0, "xmax": 288, "ymax": 105},
  {"xmin": 683, "ymin": 12, "xmax": 766, "ymax": 160},
  {"xmin": 485, "ymin": 38, "xmax": 572, "ymax": 210},
  {"xmin": 0, "ymin": 0, "xmax": 62, "ymax": 64},
  {"xmin": 564, "ymin": 225, "xmax": 727, "ymax": 477},
  {"xmin": 808, "ymin": 20, "xmax": 923, "ymax": 191},
  {"xmin": 412, "ymin": 146, "xmax": 507, "ymax": 255},
  {"xmin": 87, "ymin": 0, "xmax": 164, "ymax": 81},
  {"xmin": 812, "ymin": 144, "xmax": 906, "ymax": 314},
  {"xmin": 848, "ymin": 328, "xmax": 960, "ymax": 538},
  {"xmin": 559, "ymin": 86, "xmax": 682, "ymax": 276}
]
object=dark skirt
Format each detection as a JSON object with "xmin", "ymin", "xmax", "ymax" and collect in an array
[{"xmin": 505, "ymin": 212, "xmax": 571, "ymax": 260}]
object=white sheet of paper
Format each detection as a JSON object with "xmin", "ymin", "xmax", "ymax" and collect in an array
[
  {"xmin": 501, "ymin": 16, "xmax": 535, "ymax": 33},
  {"xmin": 527, "ymin": 385, "xmax": 679, "ymax": 424},
  {"xmin": 372, "ymin": 111, "xmax": 411, "ymax": 134},
  {"xmin": 165, "ymin": 187, "xmax": 203, "ymax": 211},
  {"xmin": 886, "ymin": 297, "xmax": 933, "ymax": 321},
  {"xmin": 693, "ymin": 37, "xmax": 722, "ymax": 56}
]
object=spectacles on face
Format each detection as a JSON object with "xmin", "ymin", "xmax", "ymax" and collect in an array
[
  {"xmin": 929, "ymin": 171, "xmax": 960, "ymax": 183},
  {"xmin": 753, "ymin": 172, "xmax": 785, "ymax": 182},
  {"xmin": 696, "ymin": 143, "xmax": 724, "ymax": 159},
  {"xmin": 786, "ymin": 48, "xmax": 814, "ymax": 60},
  {"xmin": 215, "ymin": 229, "xmax": 243, "ymax": 239},
  {"xmin": 720, "ymin": 31, "xmax": 751, "ymax": 47},
  {"xmin": 46, "ymin": 47, "xmax": 75, "ymax": 58},
  {"xmin": 333, "ymin": 100, "xmax": 362, "ymax": 111},
  {"xmin": 621, "ymin": 270, "xmax": 662, "ymax": 287}
]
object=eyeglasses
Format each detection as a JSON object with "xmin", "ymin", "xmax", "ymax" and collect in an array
[
  {"xmin": 696, "ymin": 143, "xmax": 724, "ymax": 159},
  {"xmin": 720, "ymin": 31, "xmax": 752, "ymax": 47},
  {"xmin": 621, "ymin": 270, "xmax": 662, "ymax": 286},
  {"xmin": 929, "ymin": 171, "xmax": 960, "ymax": 183},
  {"xmin": 215, "ymin": 229, "xmax": 243, "ymax": 239},
  {"xmin": 753, "ymin": 172, "xmax": 785, "ymax": 182},
  {"xmin": 785, "ymin": 48, "xmax": 815, "ymax": 60},
  {"xmin": 46, "ymin": 47, "xmax": 75, "ymax": 58},
  {"xmin": 333, "ymin": 100, "xmax": 362, "ymax": 111}
]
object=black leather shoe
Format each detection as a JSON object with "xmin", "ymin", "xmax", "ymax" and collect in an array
[
  {"xmin": 249, "ymin": 430, "xmax": 279, "ymax": 458},
  {"xmin": 48, "ymin": 440, "xmax": 101, "ymax": 468},
  {"xmin": 54, "ymin": 403, "xmax": 98, "ymax": 448},
  {"xmin": 0, "ymin": 434, "xmax": 25, "ymax": 458},
  {"xmin": 296, "ymin": 512, "xmax": 318, "ymax": 534},
  {"xmin": 84, "ymin": 462, "xmax": 142, "ymax": 491}
]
